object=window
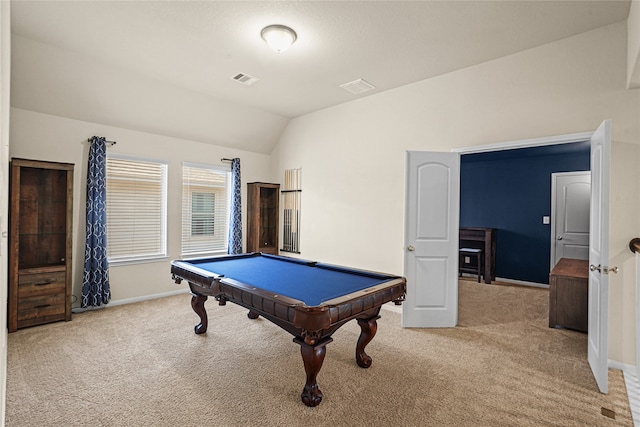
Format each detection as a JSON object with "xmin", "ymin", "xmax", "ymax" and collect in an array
[
  {"xmin": 191, "ymin": 192, "xmax": 216, "ymax": 235},
  {"xmin": 106, "ymin": 155, "xmax": 168, "ymax": 264},
  {"xmin": 182, "ymin": 163, "xmax": 230, "ymax": 256}
]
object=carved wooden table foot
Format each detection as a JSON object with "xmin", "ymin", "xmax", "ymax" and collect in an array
[
  {"xmin": 295, "ymin": 336, "xmax": 333, "ymax": 407},
  {"xmin": 191, "ymin": 294, "xmax": 208, "ymax": 334},
  {"xmin": 356, "ymin": 315, "xmax": 380, "ymax": 368},
  {"xmin": 301, "ymin": 383, "xmax": 323, "ymax": 407}
]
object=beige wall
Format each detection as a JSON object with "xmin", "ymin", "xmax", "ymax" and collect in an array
[
  {"xmin": 9, "ymin": 108, "xmax": 272, "ymax": 304},
  {"xmin": 271, "ymin": 22, "xmax": 640, "ymax": 365},
  {"xmin": 628, "ymin": 0, "xmax": 640, "ymax": 88}
]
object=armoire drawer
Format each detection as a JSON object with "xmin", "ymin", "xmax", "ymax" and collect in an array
[
  {"xmin": 18, "ymin": 271, "xmax": 66, "ymax": 298},
  {"xmin": 18, "ymin": 293, "xmax": 67, "ymax": 322}
]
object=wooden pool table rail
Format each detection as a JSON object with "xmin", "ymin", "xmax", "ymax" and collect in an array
[{"xmin": 171, "ymin": 260, "xmax": 405, "ymax": 336}]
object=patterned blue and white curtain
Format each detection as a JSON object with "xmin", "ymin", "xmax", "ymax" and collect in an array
[
  {"xmin": 82, "ymin": 136, "xmax": 111, "ymax": 307},
  {"xmin": 228, "ymin": 158, "xmax": 242, "ymax": 254}
]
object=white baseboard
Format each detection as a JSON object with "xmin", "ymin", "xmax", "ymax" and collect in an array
[
  {"xmin": 494, "ymin": 277, "xmax": 550, "ymax": 288},
  {"xmin": 623, "ymin": 370, "xmax": 640, "ymax": 426},
  {"xmin": 609, "ymin": 359, "xmax": 635, "ymax": 373},
  {"xmin": 382, "ymin": 302, "xmax": 402, "ymax": 314},
  {"xmin": 71, "ymin": 288, "xmax": 189, "ymax": 313}
]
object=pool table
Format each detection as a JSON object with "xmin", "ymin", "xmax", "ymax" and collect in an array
[{"xmin": 170, "ymin": 252, "xmax": 406, "ymax": 407}]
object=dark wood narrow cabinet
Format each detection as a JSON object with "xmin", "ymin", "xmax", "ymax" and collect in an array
[
  {"xmin": 247, "ymin": 182, "xmax": 279, "ymax": 255},
  {"xmin": 8, "ymin": 158, "xmax": 74, "ymax": 332},
  {"xmin": 548, "ymin": 258, "xmax": 588, "ymax": 333}
]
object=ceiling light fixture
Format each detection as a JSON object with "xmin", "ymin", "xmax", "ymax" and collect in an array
[{"xmin": 261, "ymin": 24, "xmax": 297, "ymax": 53}]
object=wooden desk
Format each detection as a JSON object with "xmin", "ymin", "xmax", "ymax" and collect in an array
[
  {"xmin": 549, "ymin": 258, "xmax": 588, "ymax": 333},
  {"xmin": 459, "ymin": 227, "xmax": 496, "ymax": 284}
]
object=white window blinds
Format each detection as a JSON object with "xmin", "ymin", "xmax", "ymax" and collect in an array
[
  {"xmin": 181, "ymin": 163, "xmax": 230, "ymax": 256},
  {"xmin": 106, "ymin": 155, "xmax": 168, "ymax": 263}
]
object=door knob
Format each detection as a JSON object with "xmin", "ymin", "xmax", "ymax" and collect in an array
[
  {"xmin": 557, "ymin": 236, "xmax": 563, "ymax": 240},
  {"xmin": 407, "ymin": 245, "xmax": 415, "ymax": 251},
  {"xmin": 590, "ymin": 264, "xmax": 601, "ymax": 272}
]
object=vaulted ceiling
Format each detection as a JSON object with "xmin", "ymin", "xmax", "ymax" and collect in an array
[{"xmin": 10, "ymin": 1, "xmax": 632, "ymax": 153}]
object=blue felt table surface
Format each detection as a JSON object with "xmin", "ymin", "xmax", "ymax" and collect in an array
[{"xmin": 190, "ymin": 256, "xmax": 394, "ymax": 306}]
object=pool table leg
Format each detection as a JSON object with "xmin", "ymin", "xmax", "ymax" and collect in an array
[
  {"xmin": 356, "ymin": 315, "xmax": 381, "ymax": 368},
  {"xmin": 190, "ymin": 294, "xmax": 208, "ymax": 335},
  {"xmin": 294, "ymin": 336, "xmax": 333, "ymax": 407}
]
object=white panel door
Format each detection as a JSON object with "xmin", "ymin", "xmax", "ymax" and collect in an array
[
  {"xmin": 551, "ymin": 171, "xmax": 590, "ymax": 266},
  {"xmin": 403, "ymin": 151, "xmax": 460, "ymax": 327},
  {"xmin": 588, "ymin": 120, "xmax": 611, "ymax": 394}
]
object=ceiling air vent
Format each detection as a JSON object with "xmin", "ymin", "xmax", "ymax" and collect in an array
[
  {"xmin": 231, "ymin": 73, "xmax": 259, "ymax": 86},
  {"xmin": 340, "ymin": 78, "xmax": 375, "ymax": 94}
]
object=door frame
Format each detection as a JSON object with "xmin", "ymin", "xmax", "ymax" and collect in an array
[
  {"xmin": 453, "ymin": 132, "xmax": 595, "ymax": 281},
  {"xmin": 452, "ymin": 131, "xmax": 594, "ymax": 155}
]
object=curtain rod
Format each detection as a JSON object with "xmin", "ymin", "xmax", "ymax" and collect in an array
[
  {"xmin": 87, "ymin": 137, "xmax": 117, "ymax": 146},
  {"xmin": 221, "ymin": 158, "xmax": 234, "ymax": 162}
]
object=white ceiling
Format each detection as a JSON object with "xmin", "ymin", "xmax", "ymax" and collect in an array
[{"xmin": 9, "ymin": 1, "xmax": 632, "ymax": 153}]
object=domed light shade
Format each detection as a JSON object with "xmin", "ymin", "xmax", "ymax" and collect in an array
[{"xmin": 261, "ymin": 25, "xmax": 297, "ymax": 53}]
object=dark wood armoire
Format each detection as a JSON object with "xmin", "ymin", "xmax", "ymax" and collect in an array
[
  {"xmin": 8, "ymin": 158, "xmax": 74, "ymax": 332},
  {"xmin": 246, "ymin": 182, "xmax": 279, "ymax": 255}
]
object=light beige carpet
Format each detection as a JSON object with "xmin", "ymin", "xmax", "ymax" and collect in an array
[{"xmin": 6, "ymin": 279, "xmax": 633, "ymax": 426}]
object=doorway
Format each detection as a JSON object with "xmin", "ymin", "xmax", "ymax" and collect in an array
[{"xmin": 459, "ymin": 143, "xmax": 590, "ymax": 285}]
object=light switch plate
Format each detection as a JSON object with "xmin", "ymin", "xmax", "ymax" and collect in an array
[{"xmin": 543, "ymin": 216, "xmax": 550, "ymax": 224}]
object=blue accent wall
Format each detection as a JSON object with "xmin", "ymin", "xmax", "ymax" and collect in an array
[{"xmin": 460, "ymin": 142, "xmax": 590, "ymax": 284}]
